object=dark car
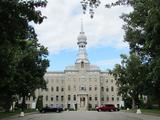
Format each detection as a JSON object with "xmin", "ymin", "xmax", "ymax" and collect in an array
[
  {"xmin": 39, "ymin": 106, "xmax": 63, "ymax": 113},
  {"xmin": 96, "ymin": 104, "xmax": 119, "ymax": 112}
]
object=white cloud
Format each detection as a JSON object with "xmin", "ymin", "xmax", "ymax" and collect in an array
[{"xmin": 34, "ymin": 0, "xmax": 132, "ymax": 54}]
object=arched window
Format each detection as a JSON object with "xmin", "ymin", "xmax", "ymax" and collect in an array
[
  {"xmin": 111, "ymin": 86, "xmax": 114, "ymax": 92},
  {"xmin": 61, "ymin": 87, "xmax": 64, "ymax": 91},
  {"xmin": 73, "ymin": 95, "xmax": 76, "ymax": 101},
  {"xmin": 106, "ymin": 87, "xmax": 109, "ymax": 92},
  {"xmin": 80, "ymin": 85, "xmax": 86, "ymax": 91},
  {"xmin": 68, "ymin": 95, "xmax": 71, "ymax": 101},
  {"xmin": 112, "ymin": 97, "xmax": 114, "ymax": 101},
  {"xmin": 95, "ymin": 86, "xmax": 97, "ymax": 91},
  {"xmin": 117, "ymin": 97, "xmax": 119, "ymax": 101},
  {"xmin": 51, "ymin": 97, "xmax": 53, "ymax": 101},
  {"xmin": 51, "ymin": 87, "xmax": 54, "ymax": 92},
  {"xmin": 81, "ymin": 61, "xmax": 84, "ymax": 68},
  {"xmin": 101, "ymin": 97, "xmax": 104, "ymax": 101},
  {"xmin": 46, "ymin": 95, "xmax": 48, "ymax": 101},
  {"xmin": 61, "ymin": 96, "xmax": 64, "ymax": 101},
  {"xmin": 56, "ymin": 95, "xmax": 59, "ymax": 101},
  {"xmin": 101, "ymin": 87, "xmax": 104, "ymax": 91},
  {"xmin": 56, "ymin": 86, "xmax": 59, "ymax": 91}
]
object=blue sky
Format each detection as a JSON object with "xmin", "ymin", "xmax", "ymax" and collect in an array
[
  {"xmin": 48, "ymin": 46, "xmax": 129, "ymax": 71},
  {"xmin": 34, "ymin": 0, "xmax": 132, "ymax": 71}
]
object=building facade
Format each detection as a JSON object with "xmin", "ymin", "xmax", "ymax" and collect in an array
[{"xmin": 34, "ymin": 22, "xmax": 122, "ymax": 111}]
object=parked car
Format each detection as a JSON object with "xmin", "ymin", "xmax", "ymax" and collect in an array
[
  {"xmin": 39, "ymin": 106, "xmax": 63, "ymax": 113},
  {"xmin": 96, "ymin": 104, "xmax": 119, "ymax": 112}
]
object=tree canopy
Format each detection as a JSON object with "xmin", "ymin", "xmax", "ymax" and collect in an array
[
  {"xmin": 113, "ymin": 53, "xmax": 148, "ymax": 108},
  {"xmin": 82, "ymin": 0, "xmax": 160, "ymax": 107},
  {"xmin": 0, "ymin": 0, "xmax": 49, "ymax": 111}
]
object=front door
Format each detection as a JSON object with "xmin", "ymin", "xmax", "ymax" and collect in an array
[{"xmin": 77, "ymin": 94, "xmax": 88, "ymax": 111}]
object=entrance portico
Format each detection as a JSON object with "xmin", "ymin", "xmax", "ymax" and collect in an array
[{"xmin": 77, "ymin": 93, "xmax": 88, "ymax": 111}]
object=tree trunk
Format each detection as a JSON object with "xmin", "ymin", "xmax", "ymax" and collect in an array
[
  {"xmin": 22, "ymin": 95, "xmax": 26, "ymax": 112},
  {"xmin": 132, "ymin": 98, "xmax": 135, "ymax": 109},
  {"xmin": 3, "ymin": 95, "xmax": 12, "ymax": 112}
]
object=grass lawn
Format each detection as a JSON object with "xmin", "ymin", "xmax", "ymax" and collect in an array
[
  {"xmin": 141, "ymin": 109, "xmax": 160, "ymax": 115},
  {"xmin": 0, "ymin": 109, "xmax": 37, "ymax": 119},
  {"xmin": 125, "ymin": 108, "xmax": 160, "ymax": 116}
]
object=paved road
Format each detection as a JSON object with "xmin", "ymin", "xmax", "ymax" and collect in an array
[{"xmin": 3, "ymin": 111, "xmax": 160, "ymax": 120}]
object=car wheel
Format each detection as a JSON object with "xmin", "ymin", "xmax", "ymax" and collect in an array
[
  {"xmin": 42, "ymin": 110, "xmax": 46, "ymax": 113},
  {"xmin": 99, "ymin": 109, "xmax": 101, "ymax": 112},
  {"xmin": 56, "ymin": 109, "xmax": 60, "ymax": 113},
  {"xmin": 109, "ymin": 109, "xmax": 113, "ymax": 112}
]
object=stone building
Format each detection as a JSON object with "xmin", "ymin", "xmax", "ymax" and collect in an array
[{"xmin": 34, "ymin": 21, "xmax": 122, "ymax": 111}]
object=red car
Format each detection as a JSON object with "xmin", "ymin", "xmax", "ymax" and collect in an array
[{"xmin": 96, "ymin": 104, "xmax": 119, "ymax": 112}]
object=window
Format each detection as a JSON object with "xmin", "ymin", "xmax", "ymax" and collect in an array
[
  {"xmin": 56, "ymin": 95, "xmax": 59, "ymax": 101},
  {"xmin": 117, "ymin": 97, "xmax": 119, "ymax": 101},
  {"xmin": 106, "ymin": 87, "xmax": 109, "ymax": 92},
  {"xmin": 73, "ymin": 95, "xmax": 76, "ymax": 101},
  {"xmin": 101, "ymin": 87, "xmax": 104, "ymax": 91},
  {"xmin": 101, "ymin": 97, "xmax": 104, "ymax": 101},
  {"xmin": 112, "ymin": 97, "xmax": 114, "ymax": 101},
  {"xmin": 68, "ymin": 95, "xmax": 71, "ymax": 101},
  {"xmin": 95, "ymin": 86, "xmax": 97, "ymax": 91},
  {"xmin": 89, "ymin": 86, "xmax": 92, "ymax": 91},
  {"xmin": 61, "ymin": 96, "xmax": 64, "ymax": 101},
  {"xmin": 111, "ymin": 86, "xmax": 114, "ymax": 92},
  {"xmin": 61, "ymin": 87, "xmax": 64, "ymax": 92},
  {"xmin": 95, "ymin": 97, "xmax": 97, "ymax": 101},
  {"xmin": 51, "ymin": 97, "xmax": 53, "ymax": 101},
  {"xmin": 80, "ymin": 85, "xmax": 86, "ymax": 91},
  {"xmin": 51, "ymin": 87, "xmax": 54, "ymax": 92},
  {"xmin": 89, "ymin": 97, "xmax": 92, "ymax": 101},
  {"xmin": 56, "ymin": 86, "xmax": 59, "ymax": 92},
  {"xmin": 46, "ymin": 95, "xmax": 48, "ymax": 101},
  {"xmin": 81, "ymin": 61, "xmax": 84, "ymax": 68}
]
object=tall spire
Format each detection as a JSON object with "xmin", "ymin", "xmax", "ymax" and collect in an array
[
  {"xmin": 81, "ymin": 17, "xmax": 84, "ymax": 33},
  {"xmin": 75, "ymin": 18, "xmax": 89, "ymax": 64}
]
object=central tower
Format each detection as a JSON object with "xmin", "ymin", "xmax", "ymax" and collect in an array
[{"xmin": 75, "ymin": 19, "xmax": 89, "ymax": 64}]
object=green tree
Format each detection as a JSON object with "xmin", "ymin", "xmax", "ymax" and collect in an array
[
  {"xmin": 14, "ymin": 36, "xmax": 49, "ymax": 111},
  {"xmin": 113, "ymin": 53, "xmax": 147, "ymax": 108},
  {"xmin": 82, "ymin": 0, "xmax": 160, "ymax": 107},
  {"xmin": 36, "ymin": 96, "xmax": 43, "ymax": 110},
  {"xmin": 120, "ymin": 0, "xmax": 160, "ymax": 106},
  {"xmin": 0, "ymin": 0, "xmax": 47, "ymax": 111}
]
